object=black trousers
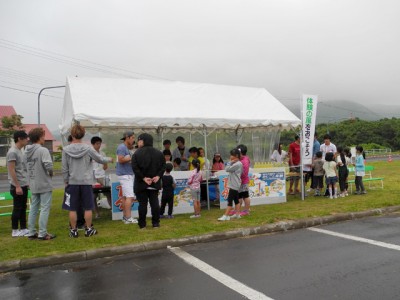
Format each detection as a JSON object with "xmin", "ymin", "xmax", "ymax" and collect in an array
[
  {"xmin": 10, "ymin": 185, "xmax": 28, "ymax": 230},
  {"xmin": 338, "ymin": 166, "xmax": 349, "ymax": 192},
  {"xmin": 160, "ymin": 195, "xmax": 174, "ymax": 216},
  {"xmin": 137, "ymin": 189, "xmax": 160, "ymax": 228}
]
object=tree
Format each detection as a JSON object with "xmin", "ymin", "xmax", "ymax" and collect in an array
[{"xmin": 0, "ymin": 114, "xmax": 24, "ymax": 136}]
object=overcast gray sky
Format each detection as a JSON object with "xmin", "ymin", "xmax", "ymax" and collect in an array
[{"xmin": 0, "ymin": 0, "xmax": 399, "ymax": 131}]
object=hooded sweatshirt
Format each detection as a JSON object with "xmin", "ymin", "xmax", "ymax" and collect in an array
[
  {"xmin": 132, "ymin": 133, "xmax": 166, "ymax": 193},
  {"xmin": 225, "ymin": 160, "xmax": 243, "ymax": 191},
  {"xmin": 25, "ymin": 144, "xmax": 53, "ymax": 193},
  {"xmin": 62, "ymin": 143, "xmax": 112, "ymax": 185}
]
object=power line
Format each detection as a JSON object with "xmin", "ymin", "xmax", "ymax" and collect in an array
[
  {"xmin": 0, "ymin": 39, "xmax": 172, "ymax": 80},
  {"xmin": 0, "ymin": 80, "xmax": 64, "ymax": 95},
  {"xmin": 0, "ymin": 66, "xmax": 64, "ymax": 84},
  {"xmin": 0, "ymin": 84, "xmax": 63, "ymax": 99},
  {"xmin": 1, "ymin": 38, "xmax": 172, "ymax": 80}
]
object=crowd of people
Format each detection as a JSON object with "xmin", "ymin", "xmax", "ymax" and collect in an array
[
  {"xmin": 7, "ymin": 125, "xmax": 366, "ymax": 240},
  {"xmin": 272, "ymin": 133, "xmax": 367, "ymax": 199},
  {"xmin": 6, "ymin": 127, "xmax": 253, "ymax": 239}
]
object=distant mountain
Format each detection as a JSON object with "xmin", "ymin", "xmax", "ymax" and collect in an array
[{"xmin": 281, "ymin": 100, "xmax": 400, "ymax": 124}]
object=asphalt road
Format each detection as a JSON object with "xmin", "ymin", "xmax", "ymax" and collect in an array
[{"xmin": 2, "ymin": 214, "xmax": 400, "ymax": 299}]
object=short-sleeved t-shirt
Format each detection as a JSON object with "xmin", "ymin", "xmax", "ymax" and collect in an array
[
  {"xmin": 7, "ymin": 146, "xmax": 28, "ymax": 187},
  {"xmin": 289, "ymin": 142, "xmax": 301, "ymax": 166},
  {"xmin": 116, "ymin": 143, "xmax": 134, "ymax": 176},
  {"xmin": 320, "ymin": 143, "xmax": 337, "ymax": 160}
]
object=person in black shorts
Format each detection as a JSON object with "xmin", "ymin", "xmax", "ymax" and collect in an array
[{"xmin": 62, "ymin": 125, "xmax": 112, "ymax": 238}]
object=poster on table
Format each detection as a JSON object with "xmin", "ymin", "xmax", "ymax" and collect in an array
[
  {"xmin": 218, "ymin": 168, "xmax": 286, "ymax": 209},
  {"xmin": 302, "ymin": 94, "xmax": 318, "ymax": 165},
  {"xmin": 110, "ymin": 172, "xmax": 194, "ymax": 220}
]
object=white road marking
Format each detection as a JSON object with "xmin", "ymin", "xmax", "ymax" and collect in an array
[
  {"xmin": 308, "ymin": 227, "xmax": 400, "ymax": 251},
  {"xmin": 168, "ymin": 246, "xmax": 273, "ymax": 300}
]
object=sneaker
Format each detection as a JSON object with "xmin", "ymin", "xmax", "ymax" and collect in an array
[
  {"xmin": 354, "ymin": 191, "xmax": 361, "ymax": 195},
  {"xmin": 288, "ymin": 189, "xmax": 295, "ymax": 195},
  {"xmin": 123, "ymin": 217, "xmax": 138, "ymax": 224},
  {"xmin": 329, "ymin": 196, "xmax": 333, "ymax": 199},
  {"xmin": 167, "ymin": 215, "xmax": 174, "ymax": 219},
  {"xmin": 231, "ymin": 214, "xmax": 241, "ymax": 219},
  {"xmin": 28, "ymin": 233, "xmax": 38, "ymax": 240},
  {"xmin": 228, "ymin": 210, "xmax": 236, "ymax": 216},
  {"xmin": 240, "ymin": 210, "xmax": 250, "ymax": 216},
  {"xmin": 190, "ymin": 214, "xmax": 201, "ymax": 218},
  {"xmin": 69, "ymin": 228, "xmax": 79, "ymax": 238},
  {"xmin": 159, "ymin": 215, "xmax": 166, "ymax": 219},
  {"xmin": 11, "ymin": 229, "xmax": 20, "ymax": 238},
  {"xmin": 345, "ymin": 192, "xmax": 349, "ymax": 196},
  {"xmin": 218, "ymin": 215, "xmax": 230, "ymax": 221},
  {"xmin": 19, "ymin": 229, "xmax": 30, "ymax": 237},
  {"xmin": 361, "ymin": 191, "xmax": 367, "ymax": 194},
  {"xmin": 38, "ymin": 233, "xmax": 56, "ymax": 240},
  {"xmin": 333, "ymin": 195, "xmax": 338, "ymax": 199},
  {"xmin": 306, "ymin": 188, "xmax": 312, "ymax": 192},
  {"xmin": 85, "ymin": 227, "xmax": 98, "ymax": 237},
  {"xmin": 153, "ymin": 223, "xmax": 160, "ymax": 228}
]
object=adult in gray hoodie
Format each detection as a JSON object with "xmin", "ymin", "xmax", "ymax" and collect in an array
[
  {"xmin": 25, "ymin": 127, "xmax": 55, "ymax": 240},
  {"xmin": 62, "ymin": 125, "xmax": 112, "ymax": 238}
]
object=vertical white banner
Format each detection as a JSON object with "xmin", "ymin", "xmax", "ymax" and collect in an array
[{"xmin": 302, "ymin": 94, "xmax": 318, "ymax": 165}]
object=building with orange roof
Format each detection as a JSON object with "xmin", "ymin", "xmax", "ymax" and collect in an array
[{"xmin": 0, "ymin": 105, "xmax": 58, "ymax": 166}]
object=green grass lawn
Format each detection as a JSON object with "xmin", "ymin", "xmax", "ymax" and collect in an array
[{"xmin": 0, "ymin": 160, "xmax": 399, "ymax": 262}]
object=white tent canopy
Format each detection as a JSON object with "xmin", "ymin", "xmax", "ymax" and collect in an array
[{"xmin": 60, "ymin": 77, "xmax": 300, "ymax": 136}]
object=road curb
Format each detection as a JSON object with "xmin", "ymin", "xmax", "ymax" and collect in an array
[{"xmin": 1, "ymin": 205, "xmax": 400, "ymax": 273}]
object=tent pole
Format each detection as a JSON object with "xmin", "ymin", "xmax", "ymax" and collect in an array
[
  {"xmin": 300, "ymin": 96, "xmax": 305, "ymax": 201},
  {"xmin": 161, "ymin": 130, "xmax": 164, "ymax": 150},
  {"xmin": 203, "ymin": 125, "xmax": 210, "ymax": 211}
]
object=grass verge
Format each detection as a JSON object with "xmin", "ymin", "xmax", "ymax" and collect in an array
[{"xmin": 0, "ymin": 160, "xmax": 399, "ymax": 262}]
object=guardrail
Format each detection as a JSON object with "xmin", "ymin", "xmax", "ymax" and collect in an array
[{"xmin": 364, "ymin": 149, "xmax": 392, "ymax": 155}]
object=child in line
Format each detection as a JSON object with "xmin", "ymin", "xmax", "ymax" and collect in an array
[
  {"xmin": 336, "ymin": 146, "xmax": 349, "ymax": 197},
  {"xmin": 344, "ymin": 147, "xmax": 352, "ymax": 194},
  {"xmin": 163, "ymin": 149, "xmax": 173, "ymax": 167},
  {"xmin": 188, "ymin": 159, "xmax": 203, "ymax": 218},
  {"xmin": 236, "ymin": 144, "xmax": 251, "ymax": 216},
  {"xmin": 323, "ymin": 152, "xmax": 338, "ymax": 199},
  {"xmin": 212, "ymin": 153, "xmax": 224, "ymax": 175},
  {"xmin": 354, "ymin": 145, "xmax": 366, "ymax": 195},
  {"xmin": 173, "ymin": 157, "xmax": 181, "ymax": 171},
  {"xmin": 303, "ymin": 164, "xmax": 313, "ymax": 193},
  {"xmin": 188, "ymin": 147, "xmax": 205, "ymax": 170},
  {"xmin": 312, "ymin": 151, "xmax": 324, "ymax": 196},
  {"xmin": 160, "ymin": 164, "xmax": 176, "ymax": 219},
  {"xmin": 218, "ymin": 149, "xmax": 243, "ymax": 221}
]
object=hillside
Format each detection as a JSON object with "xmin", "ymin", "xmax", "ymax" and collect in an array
[{"xmin": 281, "ymin": 100, "xmax": 400, "ymax": 124}]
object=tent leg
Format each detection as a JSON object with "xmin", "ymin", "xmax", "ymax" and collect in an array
[{"xmin": 203, "ymin": 126, "xmax": 210, "ymax": 211}]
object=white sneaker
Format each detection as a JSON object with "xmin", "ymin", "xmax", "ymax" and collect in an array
[
  {"xmin": 19, "ymin": 229, "xmax": 30, "ymax": 236},
  {"xmin": 218, "ymin": 215, "xmax": 230, "ymax": 221},
  {"xmin": 329, "ymin": 196, "xmax": 333, "ymax": 199},
  {"xmin": 123, "ymin": 217, "xmax": 138, "ymax": 224},
  {"xmin": 333, "ymin": 195, "xmax": 338, "ymax": 199},
  {"xmin": 231, "ymin": 214, "xmax": 241, "ymax": 219},
  {"xmin": 189, "ymin": 214, "xmax": 201, "ymax": 218},
  {"xmin": 12, "ymin": 229, "xmax": 20, "ymax": 237}
]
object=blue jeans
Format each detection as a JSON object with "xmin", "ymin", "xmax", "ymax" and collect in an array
[{"xmin": 28, "ymin": 191, "xmax": 52, "ymax": 237}]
